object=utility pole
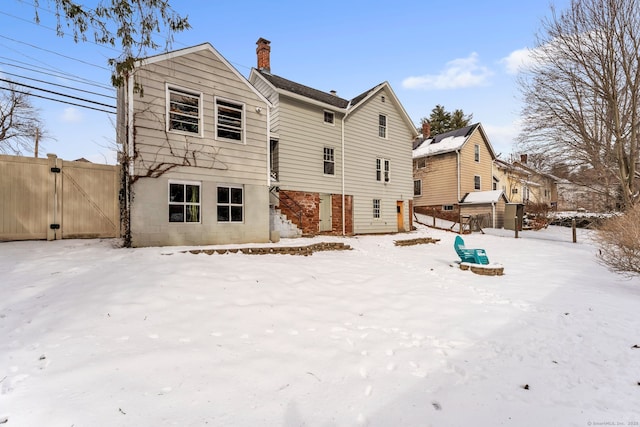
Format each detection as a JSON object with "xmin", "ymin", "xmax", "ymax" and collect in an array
[{"xmin": 34, "ymin": 127, "xmax": 39, "ymax": 158}]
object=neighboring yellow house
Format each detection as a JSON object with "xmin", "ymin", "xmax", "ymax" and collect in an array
[
  {"xmin": 493, "ymin": 158, "xmax": 531, "ymax": 204},
  {"xmin": 513, "ymin": 157, "xmax": 559, "ymax": 208},
  {"xmin": 413, "ymin": 123, "xmax": 497, "ymax": 217}
]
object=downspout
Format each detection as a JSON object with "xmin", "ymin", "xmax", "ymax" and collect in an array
[
  {"xmin": 492, "ymin": 202, "xmax": 496, "ymax": 228},
  {"xmin": 341, "ymin": 113, "xmax": 346, "ymax": 236},
  {"xmin": 266, "ymin": 107, "xmax": 271, "ymax": 186},
  {"xmin": 456, "ymin": 150, "xmax": 461, "ymax": 202},
  {"xmin": 127, "ymin": 73, "xmax": 135, "ymax": 176}
]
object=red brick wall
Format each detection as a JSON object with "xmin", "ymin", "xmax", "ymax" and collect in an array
[
  {"xmin": 331, "ymin": 194, "xmax": 353, "ymax": 235},
  {"xmin": 277, "ymin": 190, "xmax": 319, "ymax": 235},
  {"xmin": 277, "ymin": 190, "xmax": 353, "ymax": 236}
]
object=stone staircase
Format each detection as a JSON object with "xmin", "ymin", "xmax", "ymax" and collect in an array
[{"xmin": 270, "ymin": 206, "xmax": 302, "ymax": 238}]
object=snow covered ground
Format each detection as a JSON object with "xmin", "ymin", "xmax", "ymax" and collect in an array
[{"xmin": 1, "ymin": 223, "xmax": 639, "ymax": 426}]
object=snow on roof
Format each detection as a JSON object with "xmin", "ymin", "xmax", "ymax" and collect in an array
[
  {"xmin": 461, "ymin": 190, "xmax": 505, "ymax": 204},
  {"xmin": 412, "ymin": 135, "xmax": 467, "ymax": 158}
]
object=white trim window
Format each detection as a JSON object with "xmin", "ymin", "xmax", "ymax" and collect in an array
[
  {"xmin": 167, "ymin": 86, "xmax": 202, "ymax": 135},
  {"xmin": 217, "ymin": 185, "xmax": 244, "ymax": 222},
  {"xmin": 324, "ymin": 110, "xmax": 335, "ymax": 125},
  {"xmin": 378, "ymin": 114, "xmax": 387, "ymax": 138},
  {"xmin": 474, "ymin": 175, "xmax": 481, "ymax": 190},
  {"xmin": 376, "ymin": 158, "xmax": 390, "ymax": 182},
  {"xmin": 373, "ymin": 199, "xmax": 381, "ymax": 218},
  {"xmin": 324, "ymin": 147, "xmax": 335, "ymax": 175},
  {"xmin": 443, "ymin": 205, "xmax": 454, "ymax": 211},
  {"xmin": 169, "ymin": 181, "xmax": 201, "ymax": 223},
  {"xmin": 474, "ymin": 144, "xmax": 480, "ymax": 162},
  {"xmin": 215, "ymin": 97, "xmax": 244, "ymax": 142},
  {"xmin": 414, "ymin": 179, "xmax": 422, "ymax": 196}
]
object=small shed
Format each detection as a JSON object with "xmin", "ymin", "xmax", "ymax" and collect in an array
[{"xmin": 459, "ymin": 190, "xmax": 508, "ymax": 229}]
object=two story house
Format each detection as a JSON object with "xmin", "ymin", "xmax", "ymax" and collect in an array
[
  {"xmin": 249, "ymin": 38, "xmax": 417, "ymax": 236},
  {"xmin": 118, "ymin": 43, "xmax": 272, "ymax": 247},
  {"xmin": 494, "ymin": 158, "xmax": 531, "ymax": 204},
  {"xmin": 513, "ymin": 155, "xmax": 559, "ymax": 208},
  {"xmin": 412, "ymin": 123, "xmax": 497, "ymax": 218}
]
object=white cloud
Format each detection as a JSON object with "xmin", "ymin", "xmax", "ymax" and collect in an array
[
  {"xmin": 402, "ymin": 53, "xmax": 494, "ymax": 90},
  {"xmin": 61, "ymin": 107, "xmax": 83, "ymax": 123},
  {"xmin": 483, "ymin": 120, "xmax": 523, "ymax": 157},
  {"xmin": 500, "ymin": 48, "xmax": 537, "ymax": 75}
]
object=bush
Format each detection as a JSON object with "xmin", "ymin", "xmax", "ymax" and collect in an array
[
  {"xmin": 524, "ymin": 202, "xmax": 551, "ymax": 230},
  {"xmin": 597, "ymin": 204, "xmax": 640, "ymax": 277}
]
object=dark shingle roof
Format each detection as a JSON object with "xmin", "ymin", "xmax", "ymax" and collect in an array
[
  {"xmin": 413, "ymin": 123, "xmax": 479, "ymax": 150},
  {"xmin": 258, "ymin": 70, "xmax": 349, "ymax": 108}
]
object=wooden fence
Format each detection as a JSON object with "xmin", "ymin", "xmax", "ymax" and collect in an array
[{"xmin": 0, "ymin": 153, "xmax": 121, "ymax": 241}]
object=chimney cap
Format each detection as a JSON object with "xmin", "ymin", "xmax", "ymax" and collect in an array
[
  {"xmin": 256, "ymin": 37, "xmax": 271, "ymax": 45},
  {"xmin": 330, "ymin": 90, "xmax": 337, "ymax": 96}
]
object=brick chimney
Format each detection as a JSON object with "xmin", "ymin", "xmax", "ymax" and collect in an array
[
  {"xmin": 520, "ymin": 154, "xmax": 528, "ymax": 164},
  {"xmin": 256, "ymin": 37, "xmax": 271, "ymax": 73},
  {"xmin": 421, "ymin": 121, "xmax": 431, "ymax": 139}
]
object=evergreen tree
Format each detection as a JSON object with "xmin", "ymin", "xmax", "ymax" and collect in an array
[{"xmin": 418, "ymin": 105, "xmax": 473, "ymax": 137}]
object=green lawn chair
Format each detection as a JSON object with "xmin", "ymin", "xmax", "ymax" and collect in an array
[{"xmin": 454, "ymin": 235, "xmax": 490, "ymax": 265}]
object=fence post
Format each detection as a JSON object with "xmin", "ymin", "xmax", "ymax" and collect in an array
[
  {"xmin": 46, "ymin": 154, "xmax": 60, "ymax": 241},
  {"xmin": 572, "ymin": 218, "xmax": 577, "ymax": 243},
  {"xmin": 432, "ymin": 208, "xmax": 436, "ymax": 227},
  {"xmin": 515, "ymin": 216, "xmax": 519, "ymax": 239}
]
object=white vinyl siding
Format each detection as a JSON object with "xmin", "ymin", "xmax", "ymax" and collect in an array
[
  {"xmin": 128, "ymin": 46, "xmax": 271, "ymax": 247},
  {"xmin": 343, "ymin": 87, "xmax": 414, "ymax": 234}
]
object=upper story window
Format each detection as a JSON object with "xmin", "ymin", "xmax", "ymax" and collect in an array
[
  {"xmin": 376, "ymin": 158, "xmax": 390, "ymax": 183},
  {"xmin": 168, "ymin": 181, "xmax": 201, "ymax": 223},
  {"xmin": 474, "ymin": 175, "xmax": 481, "ymax": 190},
  {"xmin": 416, "ymin": 158, "xmax": 426, "ymax": 169},
  {"xmin": 324, "ymin": 111, "xmax": 335, "ymax": 125},
  {"xmin": 474, "ymin": 144, "xmax": 480, "ymax": 162},
  {"xmin": 167, "ymin": 87, "xmax": 201, "ymax": 135},
  {"xmin": 378, "ymin": 114, "xmax": 387, "ymax": 138},
  {"xmin": 324, "ymin": 147, "xmax": 335, "ymax": 175},
  {"xmin": 216, "ymin": 98, "xmax": 244, "ymax": 142}
]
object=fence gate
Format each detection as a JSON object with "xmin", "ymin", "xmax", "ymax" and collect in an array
[{"xmin": 0, "ymin": 153, "xmax": 120, "ymax": 241}]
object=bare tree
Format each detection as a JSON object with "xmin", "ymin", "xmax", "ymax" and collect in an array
[
  {"xmin": 32, "ymin": 0, "xmax": 190, "ymax": 87},
  {"xmin": 0, "ymin": 82, "xmax": 45, "ymax": 155},
  {"xmin": 517, "ymin": 0, "xmax": 640, "ymax": 210}
]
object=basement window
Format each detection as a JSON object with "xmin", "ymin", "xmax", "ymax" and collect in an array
[
  {"xmin": 169, "ymin": 181, "xmax": 201, "ymax": 223},
  {"xmin": 217, "ymin": 185, "xmax": 244, "ymax": 222}
]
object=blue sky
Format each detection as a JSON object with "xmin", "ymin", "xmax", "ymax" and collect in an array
[{"xmin": 0, "ymin": 0, "xmax": 570, "ymax": 163}]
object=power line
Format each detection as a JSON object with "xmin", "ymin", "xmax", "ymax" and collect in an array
[
  {"xmin": 0, "ymin": 58, "xmax": 114, "ymax": 91},
  {"xmin": 0, "ymin": 9, "xmax": 121, "ymax": 54},
  {"xmin": 1, "ymin": 78, "xmax": 116, "ymax": 109},
  {"xmin": 0, "ymin": 86, "xmax": 115, "ymax": 114},
  {"xmin": 0, "ymin": 34, "xmax": 112, "ymax": 71},
  {"xmin": 1, "ymin": 70, "xmax": 115, "ymax": 99}
]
